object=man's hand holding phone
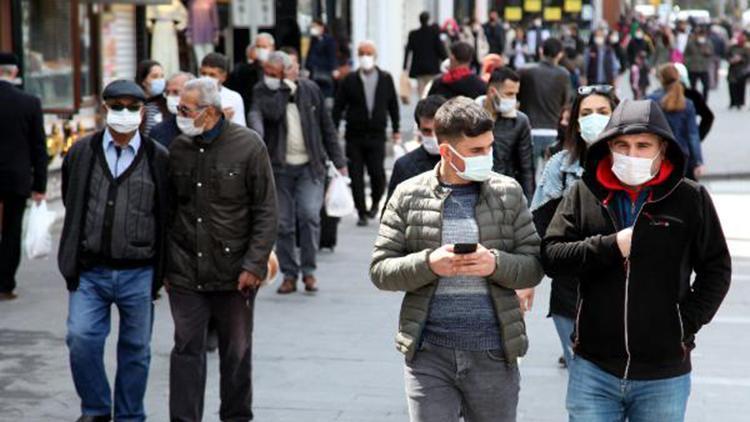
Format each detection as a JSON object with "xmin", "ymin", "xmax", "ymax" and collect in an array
[{"xmin": 429, "ymin": 243, "xmax": 496, "ymax": 278}]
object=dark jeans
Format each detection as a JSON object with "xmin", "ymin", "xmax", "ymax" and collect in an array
[
  {"xmin": 66, "ymin": 266, "xmax": 154, "ymax": 421},
  {"xmin": 689, "ymin": 71, "xmax": 710, "ymax": 101},
  {"xmin": 274, "ymin": 164, "xmax": 325, "ymax": 279},
  {"xmin": 346, "ymin": 133, "xmax": 386, "ymax": 216},
  {"xmin": 729, "ymin": 77, "xmax": 746, "ymax": 108},
  {"xmin": 168, "ymin": 286, "xmax": 256, "ymax": 422},
  {"xmin": 0, "ymin": 193, "xmax": 26, "ymax": 293}
]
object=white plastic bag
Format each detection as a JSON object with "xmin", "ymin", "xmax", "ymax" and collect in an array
[
  {"xmin": 324, "ymin": 164, "xmax": 355, "ymax": 218},
  {"xmin": 23, "ymin": 200, "xmax": 55, "ymax": 259}
]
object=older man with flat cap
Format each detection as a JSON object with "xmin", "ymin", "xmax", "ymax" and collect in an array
[
  {"xmin": 58, "ymin": 79, "xmax": 170, "ymax": 422},
  {"xmin": 0, "ymin": 52, "xmax": 47, "ymax": 300}
]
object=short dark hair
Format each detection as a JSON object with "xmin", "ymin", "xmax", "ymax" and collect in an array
[
  {"xmin": 489, "ymin": 67, "xmax": 519, "ymax": 85},
  {"xmin": 542, "ymin": 37, "xmax": 564, "ymax": 59},
  {"xmin": 450, "ymin": 41, "xmax": 475, "ymax": 64},
  {"xmin": 201, "ymin": 52, "xmax": 229, "ymax": 73},
  {"xmin": 135, "ymin": 59, "xmax": 161, "ymax": 88},
  {"xmin": 414, "ymin": 95, "xmax": 447, "ymax": 128},
  {"xmin": 434, "ymin": 96, "xmax": 494, "ymax": 143},
  {"xmin": 419, "ymin": 11, "xmax": 430, "ymax": 26}
]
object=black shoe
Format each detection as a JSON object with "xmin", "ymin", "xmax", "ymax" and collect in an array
[
  {"xmin": 0, "ymin": 291, "xmax": 18, "ymax": 301},
  {"xmin": 357, "ymin": 216, "xmax": 368, "ymax": 226},
  {"xmin": 366, "ymin": 207, "xmax": 379, "ymax": 219},
  {"xmin": 76, "ymin": 415, "xmax": 111, "ymax": 422}
]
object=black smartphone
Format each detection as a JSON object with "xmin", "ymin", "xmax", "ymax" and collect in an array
[{"xmin": 454, "ymin": 243, "xmax": 477, "ymax": 254}]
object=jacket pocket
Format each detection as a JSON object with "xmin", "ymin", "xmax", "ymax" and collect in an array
[
  {"xmin": 214, "ymin": 238, "xmax": 248, "ymax": 281},
  {"xmin": 212, "ymin": 165, "xmax": 245, "ymax": 199}
]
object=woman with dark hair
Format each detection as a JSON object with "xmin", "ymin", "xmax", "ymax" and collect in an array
[
  {"xmin": 647, "ymin": 63, "xmax": 704, "ymax": 180},
  {"xmin": 531, "ymin": 84, "xmax": 620, "ymax": 368},
  {"xmin": 135, "ymin": 59, "xmax": 167, "ymax": 136}
]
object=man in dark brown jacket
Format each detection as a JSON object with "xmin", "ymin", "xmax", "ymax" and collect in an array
[{"xmin": 166, "ymin": 77, "xmax": 277, "ymax": 422}]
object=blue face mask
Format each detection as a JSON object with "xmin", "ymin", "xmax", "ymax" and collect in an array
[
  {"xmin": 150, "ymin": 78, "xmax": 165, "ymax": 96},
  {"xmin": 578, "ymin": 113, "xmax": 610, "ymax": 144},
  {"xmin": 449, "ymin": 145, "xmax": 493, "ymax": 182}
]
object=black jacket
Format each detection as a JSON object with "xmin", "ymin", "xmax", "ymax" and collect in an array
[
  {"xmin": 150, "ymin": 114, "xmax": 180, "ymax": 148},
  {"xmin": 490, "ymin": 110, "xmax": 534, "ymax": 201},
  {"xmin": 58, "ymin": 130, "xmax": 169, "ymax": 298},
  {"xmin": 683, "ymin": 85, "xmax": 714, "ymax": 141},
  {"xmin": 427, "ymin": 73, "xmax": 487, "ymax": 100},
  {"xmin": 248, "ymin": 78, "xmax": 346, "ymax": 179},
  {"xmin": 403, "ymin": 25, "xmax": 447, "ymax": 77},
  {"xmin": 384, "ymin": 145, "xmax": 440, "ymax": 208},
  {"xmin": 483, "ymin": 21, "xmax": 506, "ymax": 55},
  {"xmin": 226, "ymin": 61, "xmax": 263, "ymax": 112},
  {"xmin": 542, "ymin": 99, "xmax": 731, "ymax": 380},
  {"xmin": 0, "ymin": 80, "xmax": 48, "ymax": 196},
  {"xmin": 166, "ymin": 120, "xmax": 278, "ymax": 291},
  {"xmin": 519, "ymin": 60, "xmax": 571, "ymax": 130},
  {"xmin": 333, "ymin": 68, "xmax": 400, "ymax": 137}
]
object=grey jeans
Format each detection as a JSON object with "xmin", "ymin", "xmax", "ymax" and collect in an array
[
  {"xmin": 274, "ymin": 163, "xmax": 325, "ymax": 279},
  {"xmin": 404, "ymin": 341, "xmax": 520, "ymax": 422}
]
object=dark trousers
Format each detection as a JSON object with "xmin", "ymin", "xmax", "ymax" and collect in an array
[
  {"xmin": 168, "ymin": 286, "xmax": 256, "ymax": 422},
  {"xmin": 729, "ymin": 77, "xmax": 746, "ymax": 108},
  {"xmin": 0, "ymin": 193, "xmax": 26, "ymax": 293},
  {"xmin": 346, "ymin": 133, "xmax": 386, "ymax": 216},
  {"xmin": 689, "ymin": 71, "xmax": 710, "ymax": 101},
  {"xmin": 274, "ymin": 164, "xmax": 325, "ymax": 279}
]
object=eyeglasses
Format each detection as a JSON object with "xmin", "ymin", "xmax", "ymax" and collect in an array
[
  {"xmin": 176, "ymin": 104, "xmax": 207, "ymax": 116},
  {"xmin": 577, "ymin": 85, "xmax": 614, "ymax": 96},
  {"xmin": 108, "ymin": 103, "xmax": 142, "ymax": 112}
]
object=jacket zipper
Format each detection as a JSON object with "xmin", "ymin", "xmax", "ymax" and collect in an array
[
  {"xmin": 573, "ymin": 284, "xmax": 583, "ymax": 349},
  {"xmin": 417, "ymin": 186, "xmax": 449, "ymax": 348},
  {"xmin": 603, "ymin": 181, "xmax": 682, "ymax": 380},
  {"xmin": 676, "ymin": 303, "xmax": 686, "ymax": 361}
]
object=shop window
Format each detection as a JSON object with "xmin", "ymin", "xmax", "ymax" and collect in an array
[{"xmin": 21, "ymin": 0, "xmax": 75, "ymax": 110}]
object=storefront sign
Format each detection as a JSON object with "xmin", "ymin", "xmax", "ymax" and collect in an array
[
  {"xmin": 564, "ymin": 0, "xmax": 582, "ymax": 13},
  {"xmin": 505, "ymin": 7, "xmax": 523, "ymax": 22},
  {"xmin": 524, "ymin": 0, "xmax": 542, "ymax": 13},
  {"xmin": 544, "ymin": 7, "xmax": 562, "ymax": 21},
  {"xmin": 233, "ymin": 0, "xmax": 275, "ymax": 28}
]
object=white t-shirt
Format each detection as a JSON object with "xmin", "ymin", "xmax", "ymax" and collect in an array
[{"xmin": 219, "ymin": 86, "xmax": 246, "ymax": 126}]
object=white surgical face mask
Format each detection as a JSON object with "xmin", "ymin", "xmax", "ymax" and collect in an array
[
  {"xmin": 611, "ymin": 151, "xmax": 659, "ymax": 186},
  {"xmin": 310, "ymin": 26, "xmax": 322, "ymax": 37},
  {"xmin": 150, "ymin": 78, "xmax": 165, "ymax": 96},
  {"xmin": 594, "ymin": 36, "xmax": 605, "ymax": 46},
  {"xmin": 107, "ymin": 108, "xmax": 142, "ymax": 134},
  {"xmin": 166, "ymin": 95, "xmax": 180, "ymax": 115},
  {"xmin": 494, "ymin": 96, "xmax": 517, "ymax": 115},
  {"xmin": 264, "ymin": 76, "xmax": 281, "ymax": 90},
  {"xmin": 359, "ymin": 55, "xmax": 375, "ymax": 71},
  {"xmin": 578, "ymin": 113, "xmax": 610, "ymax": 144},
  {"xmin": 256, "ymin": 47, "xmax": 271, "ymax": 62},
  {"xmin": 420, "ymin": 134, "xmax": 440, "ymax": 155},
  {"xmin": 176, "ymin": 112, "xmax": 205, "ymax": 137},
  {"xmin": 449, "ymin": 145, "xmax": 493, "ymax": 182}
]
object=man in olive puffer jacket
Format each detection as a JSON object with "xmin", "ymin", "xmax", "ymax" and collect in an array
[{"xmin": 370, "ymin": 96, "xmax": 543, "ymax": 422}]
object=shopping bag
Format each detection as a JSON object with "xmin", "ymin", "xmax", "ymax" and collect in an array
[
  {"xmin": 393, "ymin": 142, "xmax": 408, "ymax": 161},
  {"xmin": 399, "ymin": 72, "xmax": 412, "ymax": 105},
  {"xmin": 324, "ymin": 164, "xmax": 355, "ymax": 218},
  {"xmin": 23, "ymin": 200, "xmax": 56, "ymax": 259}
]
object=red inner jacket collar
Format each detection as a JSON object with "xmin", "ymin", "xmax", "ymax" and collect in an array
[
  {"xmin": 596, "ymin": 155, "xmax": 674, "ymax": 203},
  {"xmin": 442, "ymin": 66, "xmax": 473, "ymax": 83}
]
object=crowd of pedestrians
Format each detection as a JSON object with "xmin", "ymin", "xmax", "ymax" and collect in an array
[{"xmin": 0, "ymin": 7, "xmax": 741, "ymax": 422}]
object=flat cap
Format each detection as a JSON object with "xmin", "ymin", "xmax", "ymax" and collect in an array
[
  {"xmin": 0, "ymin": 52, "xmax": 19, "ymax": 66},
  {"xmin": 102, "ymin": 79, "xmax": 146, "ymax": 101}
]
